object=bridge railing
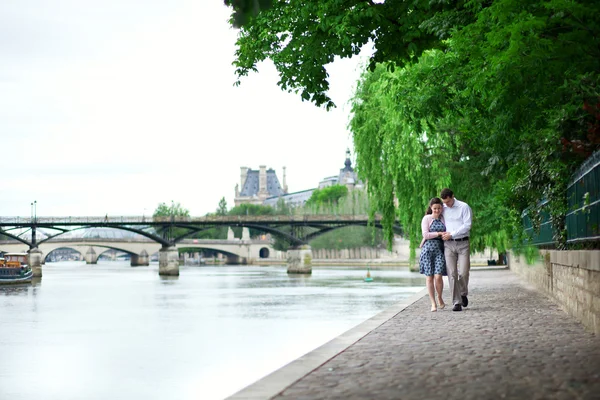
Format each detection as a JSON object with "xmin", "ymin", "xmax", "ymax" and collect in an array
[
  {"xmin": 0, "ymin": 214, "xmax": 381, "ymax": 225},
  {"xmin": 523, "ymin": 149, "xmax": 600, "ymax": 247}
]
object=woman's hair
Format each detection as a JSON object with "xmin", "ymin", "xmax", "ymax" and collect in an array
[{"xmin": 426, "ymin": 197, "xmax": 443, "ymax": 215}]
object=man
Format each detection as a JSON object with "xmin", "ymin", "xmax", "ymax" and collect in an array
[{"xmin": 440, "ymin": 188, "xmax": 472, "ymax": 312}]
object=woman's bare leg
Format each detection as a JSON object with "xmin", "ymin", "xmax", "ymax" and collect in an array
[
  {"xmin": 426, "ymin": 276, "xmax": 436, "ymax": 311},
  {"xmin": 434, "ymin": 274, "xmax": 445, "ymax": 308}
]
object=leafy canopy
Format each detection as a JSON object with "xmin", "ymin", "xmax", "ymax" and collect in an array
[
  {"xmin": 153, "ymin": 201, "xmax": 190, "ymax": 218},
  {"xmin": 227, "ymin": 0, "xmax": 600, "ymax": 253},
  {"xmin": 305, "ymin": 185, "xmax": 348, "ymax": 208},
  {"xmin": 227, "ymin": 0, "xmax": 473, "ymax": 109},
  {"xmin": 350, "ymin": 0, "xmax": 600, "ymax": 252}
]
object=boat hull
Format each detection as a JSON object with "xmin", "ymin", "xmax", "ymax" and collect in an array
[{"xmin": 0, "ymin": 269, "xmax": 33, "ymax": 285}]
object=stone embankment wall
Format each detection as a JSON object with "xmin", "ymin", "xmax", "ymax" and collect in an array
[
  {"xmin": 312, "ymin": 247, "xmax": 395, "ymax": 260},
  {"xmin": 509, "ymin": 250, "xmax": 600, "ymax": 335}
]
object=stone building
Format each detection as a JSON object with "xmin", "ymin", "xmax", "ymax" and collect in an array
[
  {"xmin": 318, "ymin": 149, "xmax": 364, "ymax": 191},
  {"xmin": 234, "ymin": 165, "xmax": 289, "ymax": 206},
  {"xmin": 240, "ymin": 149, "xmax": 364, "ymax": 208}
]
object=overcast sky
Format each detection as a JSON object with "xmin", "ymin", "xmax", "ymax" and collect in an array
[{"xmin": 1, "ymin": 0, "xmax": 370, "ymax": 217}]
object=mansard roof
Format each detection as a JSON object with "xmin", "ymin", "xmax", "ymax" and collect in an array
[{"xmin": 239, "ymin": 168, "xmax": 284, "ymax": 197}]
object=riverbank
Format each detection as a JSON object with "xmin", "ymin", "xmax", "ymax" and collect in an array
[
  {"xmin": 246, "ymin": 259, "xmax": 502, "ymax": 268},
  {"xmin": 228, "ymin": 268, "xmax": 600, "ymax": 399}
]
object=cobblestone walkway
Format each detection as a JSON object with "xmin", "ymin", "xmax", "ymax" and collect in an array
[{"xmin": 273, "ymin": 269, "xmax": 600, "ymax": 400}]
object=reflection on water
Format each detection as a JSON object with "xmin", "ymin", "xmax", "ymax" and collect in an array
[
  {"xmin": 0, "ymin": 261, "xmax": 424, "ymax": 400},
  {"xmin": 0, "ymin": 285, "xmax": 31, "ymax": 296},
  {"xmin": 159, "ymin": 275, "xmax": 180, "ymax": 283}
]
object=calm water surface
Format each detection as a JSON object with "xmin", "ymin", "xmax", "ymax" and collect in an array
[{"xmin": 0, "ymin": 261, "xmax": 424, "ymax": 400}]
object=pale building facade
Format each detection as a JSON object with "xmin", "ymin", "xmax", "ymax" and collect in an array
[
  {"xmin": 234, "ymin": 165, "xmax": 289, "ymax": 206},
  {"xmin": 236, "ymin": 150, "xmax": 364, "ymax": 208}
]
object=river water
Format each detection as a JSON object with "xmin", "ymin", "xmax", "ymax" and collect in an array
[{"xmin": 0, "ymin": 261, "xmax": 424, "ymax": 400}]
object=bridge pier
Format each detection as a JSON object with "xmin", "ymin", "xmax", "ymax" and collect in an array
[
  {"xmin": 226, "ymin": 255, "xmax": 249, "ymax": 265},
  {"xmin": 287, "ymin": 246, "xmax": 312, "ymax": 274},
  {"xmin": 131, "ymin": 250, "xmax": 149, "ymax": 267},
  {"xmin": 28, "ymin": 248, "xmax": 43, "ymax": 277},
  {"xmin": 159, "ymin": 246, "xmax": 179, "ymax": 276},
  {"xmin": 84, "ymin": 247, "xmax": 98, "ymax": 264}
]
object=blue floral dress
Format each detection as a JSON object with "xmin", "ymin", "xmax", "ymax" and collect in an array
[{"xmin": 419, "ymin": 218, "xmax": 447, "ymax": 276}]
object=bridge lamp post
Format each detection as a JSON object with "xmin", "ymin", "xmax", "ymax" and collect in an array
[
  {"xmin": 30, "ymin": 200, "xmax": 37, "ymax": 222},
  {"xmin": 31, "ymin": 200, "xmax": 37, "ymax": 223}
]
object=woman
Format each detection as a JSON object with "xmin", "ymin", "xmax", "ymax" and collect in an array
[{"xmin": 419, "ymin": 197, "xmax": 447, "ymax": 312}]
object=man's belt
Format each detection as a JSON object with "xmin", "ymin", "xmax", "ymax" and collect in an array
[{"xmin": 450, "ymin": 236, "xmax": 469, "ymax": 241}]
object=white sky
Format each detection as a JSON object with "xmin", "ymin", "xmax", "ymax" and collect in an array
[{"xmin": 1, "ymin": 0, "xmax": 371, "ymax": 217}]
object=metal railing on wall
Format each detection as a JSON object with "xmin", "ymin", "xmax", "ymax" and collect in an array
[
  {"xmin": 523, "ymin": 149, "xmax": 600, "ymax": 246},
  {"xmin": 566, "ymin": 150, "xmax": 600, "ymax": 244},
  {"xmin": 522, "ymin": 201, "xmax": 555, "ymax": 246}
]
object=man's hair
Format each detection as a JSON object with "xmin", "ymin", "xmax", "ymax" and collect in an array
[{"xmin": 440, "ymin": 188, "xmax": 454, "ymax": 199}]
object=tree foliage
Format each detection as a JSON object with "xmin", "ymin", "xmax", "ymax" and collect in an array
[
  {"xmin": 227, "ymin": 0, "xmax": 474, "ymax": 109},
  {"xmin": 350, "ymin": 0, "xmax": 600, "ymax": 253},
  {"xmin": 304, "ymin": 187, "xmax": 385, "ymax": 249},
  {"xmin": 227, "ymin": 0, "xmax": 600, "ymax": 253},
  {"xmin": 224, "ymin": 0, "xmax": 273, "ymax": 28},
  {"xmin": 152, "ymin": 201, "xmax": 191, "ymax": 240},
  {"xmin": 305, "ymin": 185, "xmax": 348, "ymax": 209},
  {"xmin": 309, "ymin": 226, "xmax": 384, "ymax": 250},
  {"xmin": 153, "ymin": 201, "xmax": 190, "ymax": 219},
  {"xmin": 216, "ymin": 197, "xmax": 228, "ymax": 216}
]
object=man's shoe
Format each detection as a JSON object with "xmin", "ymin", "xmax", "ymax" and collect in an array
[
  {"xmin": 452, "ymin": 304, "xmax": 462, "ymax": 312},
  {"xmin": 462, "ymin": 295, "xmax": 468, "ymax": 307}
]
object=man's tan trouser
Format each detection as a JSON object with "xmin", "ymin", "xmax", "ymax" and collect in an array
[{"xmin": 444, "ymin": 240, "xmax": 470, "ymax": 306}]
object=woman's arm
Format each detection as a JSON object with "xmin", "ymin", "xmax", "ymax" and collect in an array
[{"xmin": 421, "ymin": 216, "xmax": 441, "ymax": 239}]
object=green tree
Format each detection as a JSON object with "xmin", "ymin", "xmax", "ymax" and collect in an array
[
  {"xmin": 224, "ymin": 0, "xmax": 273, "ymax": 28},
  {"xmin": 227, "ymin": 203, "xmax": 275, "ymax": 238},
  {"xmin": 216, "ymin": 197, "xmax": 228, "ymax": 216},
  {"xmin": 309, "ymin": 226, "xmax": 385, "ymax": 251},
  {"xmin": 305, "ymin": 185, "xmax": 348, "ymax": 211},
  {"xmin": 152, "ymin": 201, "xmax": 191, "ymax": 240},
  {"xmin": 227, "ymin": 0, "xmax": 600, "ymax": 253},
  {"xmin": 228, "ymin": 203, "xmax": 276, "ymax": 217},
  {"xmin": 226, "ymin": 0, "xmax": 475, "ymax": 109},
  {"xmin": 153, "ymin": 201, "xmax": 190, "ymax": 219},
  {"xmin": 350, "ymin": 1, "xmax": 600, "ymax": 253}
]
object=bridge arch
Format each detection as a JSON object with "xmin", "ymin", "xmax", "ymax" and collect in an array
[
  {"xmin": 259, "ymin": 247, "xmax": 270, "ymax": 258},
  {"xmin": 44, "ymin": 246, "xmax": 83, "ymax": 262}
]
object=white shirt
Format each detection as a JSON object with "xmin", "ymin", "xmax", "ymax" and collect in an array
[{"xmin": 442, "ymin": 198, "xmax": 472, "ymax": 239}]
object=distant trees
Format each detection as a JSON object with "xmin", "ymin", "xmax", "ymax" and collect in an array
[
  {"xmin": 305, "ymin": 186, "xmax": 385, "ymax": 250},
  {"xmin": 152, "ymin": 201, "xmax": 190, "ymax": 240},
  {"xmin": 153, "ymin": 201, "xmax": 190, "ymax": 219},
  {"xmin": 305, "ymin": 185, "xmax": 348, "ymax": 210},
  {"xmin": 153, "ymin": 191, "xmax": 386, "ymax": 250},
  {"xmin": 216, "ymin": 197, "xmax": 228, "ymax": 216}
]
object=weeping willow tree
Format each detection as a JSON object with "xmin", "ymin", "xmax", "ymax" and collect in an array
[
  {"xmin": 228, "ymin": 0, "xmax": 600, "ymax": 257},
  {"xmin": 351, "ymin": 58, "xmax": 454, "ymax": 260},
  {"xmin": 350, "ymin": 50, "xmax": 516, "ymax": 260},
  {"xmin": 350, "ymin": 0, "xmax": 600, "ymax": 257}
]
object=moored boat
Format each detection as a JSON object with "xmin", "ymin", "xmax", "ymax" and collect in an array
[{"xmin": 0, "ymin": 253, "xmax": 33, "ymax": 284}]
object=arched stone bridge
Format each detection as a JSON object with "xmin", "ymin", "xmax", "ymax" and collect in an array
[{"xmin": 0, "ymin": 235, "xmax": 275, "ymax": 267}]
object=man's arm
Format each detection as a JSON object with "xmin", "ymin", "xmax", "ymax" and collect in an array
[{"xmin": 451, "ymin": 204, "xmax": 472, "ymax": 238}]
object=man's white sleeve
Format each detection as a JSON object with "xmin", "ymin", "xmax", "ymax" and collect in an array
[{"xmin": 451, "ymin": 205, "xmax": 472, "ymax": 238}]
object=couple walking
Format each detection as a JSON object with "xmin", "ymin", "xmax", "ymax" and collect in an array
[{"xmin": 419, "ymin": 188, "xmax": 472, "ymax": 312}]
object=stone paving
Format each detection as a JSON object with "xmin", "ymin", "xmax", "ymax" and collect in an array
[{"xmin": 273, "ymin": 269, "xmax": 600, "ymax": 400}]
